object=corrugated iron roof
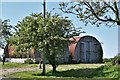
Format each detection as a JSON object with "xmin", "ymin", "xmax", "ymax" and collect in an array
[{"xmin": 68, "ymin": 36, "xmax": 80, "ymax": 57}]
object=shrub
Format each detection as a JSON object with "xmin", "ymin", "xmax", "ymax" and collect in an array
[
  {"xmin": 24, "ymin": 59, "xmax": 34, "ymax": 64},
  {"xmin": 111, "ymin": 53, "xmax": 120, "ymax": 65},
  {"xmin": 35, "ymin": 61, "xmax": 39, "ymax": 64},
  {"xmin": 103, "ymin": 58, "xmax": 111, "ymax": 63}
]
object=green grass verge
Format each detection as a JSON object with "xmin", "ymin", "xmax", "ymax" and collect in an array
[
  {"xmin": 0, "ymin": 62, "xmax": 38, "ymax": 69},
  {"xmin": 6, "ymin": 64, "xmax": 119, "ymax": 78}
]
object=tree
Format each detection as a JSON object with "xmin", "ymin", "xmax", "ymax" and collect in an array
[
  {"xmin": 59, "ymin": 1, "xmax": 120, "ymax": 27},
  {"xmin": 112, "ymin": 53, "xmax": 120, "ymax": 65},
  {"xmin": 0, "ymin": 19, "xmax": 15, "ymax": 64},
  {"xmin": 13, "ymin": 13, "xmax": 82, "ymax": 71},
  {"xmin": 0, "ymin": 19, "xmax": 12, "ymax": 48}
]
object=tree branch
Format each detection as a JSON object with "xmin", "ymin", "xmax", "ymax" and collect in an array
[
  {"xmin": 84, "ymin": 2, "xmax": 116, "ymax": 23},
  {"xmin": 114, "ymin": 2, "xmax": 120, "ymax": 25},
  {"xmin": 104, "ymin": 2, "xmax": 115, "ymax": 12}
]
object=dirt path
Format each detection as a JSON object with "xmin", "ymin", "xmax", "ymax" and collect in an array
[
  {"xmin": 0, "ymin": 64, "xmax": 53, "ymax": 78},
  {"xmin": 1, "ymin": 65, "xmax": 41, "ymax": 77}
]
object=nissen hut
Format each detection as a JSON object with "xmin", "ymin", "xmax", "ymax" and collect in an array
[{"xmin": 64, "ymin": 35, "xmax": 103, "ymax": 63}]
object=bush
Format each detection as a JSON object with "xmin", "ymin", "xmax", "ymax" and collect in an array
[
  {"xmin": 35, "ymin": 61, "xmax": 39, "ymax": 64},
  {"xmin": 103, "ymin": 58, "xmax": 111, "ymax": 63},
  {"xmin": 24, "ymin": 59, "xmax": 34, "ymax": 64},
  {"xmin": 111, "ymin": 53, "xmax": 120, "ymax": 65}
]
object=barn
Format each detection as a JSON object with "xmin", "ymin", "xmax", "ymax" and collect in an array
[{"xmin": 64, "ymin": 35, "xmax": 103, "ymax": 63}]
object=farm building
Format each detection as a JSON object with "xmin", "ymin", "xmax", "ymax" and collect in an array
[
  {"xmin": 4, "ymin": 46, "xmax": 41, "ymax": 63},
  {"xmin": 4, "ymin": 35, "xmax": 103, "ymax": 63},
  {"xmin": 64, "ymin": 35, "xmax": 103, "ymax": 63}
]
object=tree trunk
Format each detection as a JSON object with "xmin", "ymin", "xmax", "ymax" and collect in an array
[
  {"xmin": 4, "ymin": 43, "xmax": 9, "ymax": 57},
  {"xmin": 48, "ymin": 54, "xmax": 57, "ymax": 72},
  {"xmin": 52, "ymin": 64, "xmax": 57, "ymax": 72},
  {"xmin": 3, "ymin": 43, "xmax": 9, "ymax": 65},
  {"xmin": 2, "ymin": 56, "xmax": 5, "ymax": 65}
]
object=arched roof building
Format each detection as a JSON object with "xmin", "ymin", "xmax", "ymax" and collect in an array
[{"xmin": 67, "ymin": 35, "xmax": 103, "ymax": 63}]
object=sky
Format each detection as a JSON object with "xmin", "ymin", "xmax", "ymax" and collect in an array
[{"xmin": 0, "ymin": 1, "xmax": 119, "ymax": 58}]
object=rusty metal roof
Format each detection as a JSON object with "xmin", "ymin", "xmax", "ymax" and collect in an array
[{"xmin": 68, "ymin": 36, "xmax": 80, "ymax": 57}]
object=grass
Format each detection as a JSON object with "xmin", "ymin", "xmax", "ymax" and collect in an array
[
  {"xmin": 0, "ymin": 62, "xmax": 38, "ymax": 69},
  {"xmin": 6, "ymin": 63, "xmax": 119, "ymax": 79}
]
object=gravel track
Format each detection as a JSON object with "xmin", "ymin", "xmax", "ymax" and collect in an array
[{"xmin": 0, "ymin": 65, "xmax": 41, "ymax": 78}]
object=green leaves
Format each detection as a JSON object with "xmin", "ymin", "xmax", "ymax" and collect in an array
[
  {"xmin": 59, "ymin": 2, "xmax": 120, "ymax": 27},
  {"xmin": 0, "ymin": 19, "xmax": 15, "ymax": 48},
  {"xmin": 12, "ymin": 12, "xmax": 82, "ymax": 66}
]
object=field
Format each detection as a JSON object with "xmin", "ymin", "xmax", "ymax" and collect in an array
[{"xmin": 2, "ymin": 63, "xmax": 119, "ymax": 79}]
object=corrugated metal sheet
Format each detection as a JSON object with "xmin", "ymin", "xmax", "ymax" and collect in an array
[{"xmin": 72, "ymin": 35, "xmax": 103, "ymax": 63}]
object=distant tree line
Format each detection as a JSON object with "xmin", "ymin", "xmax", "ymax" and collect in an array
[{"xmin": 103, "ymin": 53, "xmax": 120, "ymax": 65}]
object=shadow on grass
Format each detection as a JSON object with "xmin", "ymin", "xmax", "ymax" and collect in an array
[{"xmin": 32, "ymin": 65, "xmax": 118, "ymax": 78}]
